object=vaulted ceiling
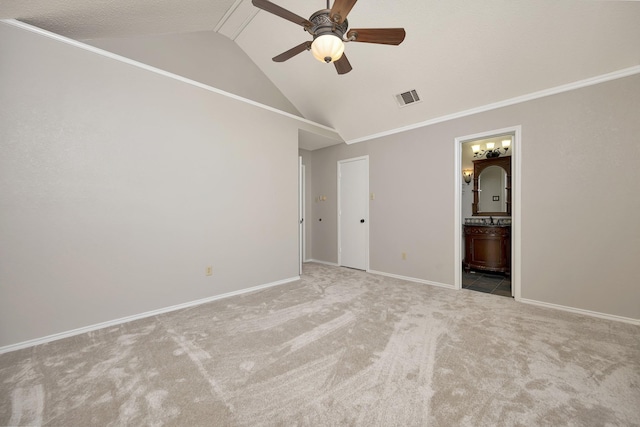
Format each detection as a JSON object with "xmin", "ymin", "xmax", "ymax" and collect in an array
[{"xmin": 2, "ymin": 0, "xmax": 640, "ymax": 148}]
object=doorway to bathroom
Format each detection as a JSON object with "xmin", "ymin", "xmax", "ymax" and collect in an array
[{"xmin": 454, "ymin": 126, "xmax": 521, "ymax": 299}]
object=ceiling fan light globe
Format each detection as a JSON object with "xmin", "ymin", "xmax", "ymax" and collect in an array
[{"xmin": 311, "ymin": 34, "xmax": 345, "ymax": 63}]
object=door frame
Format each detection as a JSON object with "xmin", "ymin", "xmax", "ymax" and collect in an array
[
  {"xmin": 299, "ymin": 157, "xmax": 305, "ymax": 275},
  {"xmin": 301, "ymin": 164, "xmax": 306, "ymax": 263},
  {"xmin": 337, "ymin": 155, "xmax": 370, "ymax": 271},
  {"xmin": 454, "ymin": 126, "xmax": 522, "ymax": 299}
]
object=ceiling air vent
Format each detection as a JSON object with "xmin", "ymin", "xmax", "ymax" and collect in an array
[{"xmin": 395, "ymin": 89, "xmax": 421, "ymax": 107}]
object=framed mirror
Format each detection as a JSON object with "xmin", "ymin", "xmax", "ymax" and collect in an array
[{"xmin": 472, "ymin": 156, "xmax": 511, "ymax": 216}]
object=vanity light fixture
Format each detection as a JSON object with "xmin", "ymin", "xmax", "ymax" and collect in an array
[
  {"xmin": 472, "ymin": 139, "xmax": 511, "ymax": 158},
  {"xmin": 462, "ymin": 169, "xmax": 473, "ymax": 184}
]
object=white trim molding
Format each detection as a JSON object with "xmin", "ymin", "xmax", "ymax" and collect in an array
[
  {"xmin": 518, "ymin": 297, "xmax": 640, "ymax": 326},
  {"xmin": 0, "ymin": 19, "xmax": 342, "ymax": 142},
  {"xmin": 306, "ymin": 259, "xmax": 340, "ymax": 267},
  {"xmin": 346, "ymin": 65, "xmax": 640, "ymax": 145},
  {"xmin": 0, "ymin": 276, "xmax": 300, "ymax": 355},
  {"xmin": 454, "ymin": 125, "xmax": 522, "ymax": 300},
  {"xmin": 368, "ymin": 269, "xmax": 455, "ymax": 290},
  {"xmin": 370, "ymin": 270, "xmax": 638, "ymax": 325}
]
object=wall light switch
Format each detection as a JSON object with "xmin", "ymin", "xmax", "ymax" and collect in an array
[
  {"xmin": 206, "ymin": 266, "xmax": 213, "ymax": 276},
  {"xmin": 370, "ymin": 193, "xmax": 375, "ymax": 200}
]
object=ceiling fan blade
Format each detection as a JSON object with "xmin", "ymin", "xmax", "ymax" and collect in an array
[
  {"xmin": 252, "ymin": 0, "xmax": 312, "ymax": 28},
  {"xmin": 347, "ymin": 28, "xmax": 406, "ymax": 45},
  {"xmin": 329, "ymin": 0, "xmax": 358, "ymax": 24},
  {"xmin": 334, "ymin": 53, "xmax": 353, "ymax": 75},
  {"xmin": 272, "ymin": 41, "xmax": 312, "ymax": 62}
]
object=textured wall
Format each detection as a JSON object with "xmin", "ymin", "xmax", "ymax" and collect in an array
[
  {"xmin": 0, "ymin": 22, "xmax": 304, "ymax": 347},
  {"xmin": 306, "ymin": 74, "xmax": 640, "ymax": 320},
  {"xmin": 86, "ymin": 31, "xmax": 302, "ymax": 117}
]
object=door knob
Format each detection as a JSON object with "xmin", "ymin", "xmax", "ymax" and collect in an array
[{"xmin": 360, "ymin": 219, "xmax": 365, "ymax": 223}]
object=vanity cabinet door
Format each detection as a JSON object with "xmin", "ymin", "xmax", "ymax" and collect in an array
[{"xmin": 463, "ymin": 225, "xmax": 510, "ymax": 275}]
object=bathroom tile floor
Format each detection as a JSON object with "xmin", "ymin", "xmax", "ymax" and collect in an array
[{"xmin": 462, "ymin": 270, "xmax": 512, "ymax": 297}]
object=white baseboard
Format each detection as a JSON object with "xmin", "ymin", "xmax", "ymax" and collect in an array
[
  {"xmin": 367, "ymin": 269, "xmax": 639, "ymax": 326},
  {"xmin": 367, "ymin": 270, "xmax": 455, "ymax": 290},
  {"xmin": 0, "ymin": 276, "xmax": 300, "ymax": 355},
  {"xmin": 517, "ymin": 297, "xmax": 640, "ymax": 326},
  {"xmin": 5, "ymin": 271, "xmax": 634, "ymax": 355},
  {"xmin": 306, "ymin": 259, "xmax": 339, "ymax": 267}
]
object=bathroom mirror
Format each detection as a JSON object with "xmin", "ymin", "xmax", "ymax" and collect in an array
[{"xmin": 472, "ymin": 156, "xmax": 511, "ymax": 216}]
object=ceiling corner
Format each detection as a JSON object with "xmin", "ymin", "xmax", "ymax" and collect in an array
[{"xmin": 216, "ymin": 0, "xmax": 259, "ymax": 40}]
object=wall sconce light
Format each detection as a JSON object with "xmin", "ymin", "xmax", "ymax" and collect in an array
[
  {"xmin": 462, "ymin": 169, "xmax": 473, "ymax": 185},
  {"xmin": 472, "ymin": 139, "xmax": 511, "ymax": 158}
]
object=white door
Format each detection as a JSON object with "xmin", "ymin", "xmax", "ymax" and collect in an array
[{"xmin": 338, "ymin": 156, "xmax": 369, "ymax": 270}]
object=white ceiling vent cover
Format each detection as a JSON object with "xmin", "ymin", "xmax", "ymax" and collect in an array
[{"xmin": 395, "ymin": 89, "xmax": 421, "ymax": 107}]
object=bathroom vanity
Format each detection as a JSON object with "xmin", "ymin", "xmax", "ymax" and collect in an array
[{"xmin": 463, "ymin": 224, "xmax": 511, "ymax": 276}]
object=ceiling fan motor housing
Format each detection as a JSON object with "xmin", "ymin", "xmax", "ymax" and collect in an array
[{"xmin": 310, "ymin": 10, "xmax": 349, "ymax": 62}]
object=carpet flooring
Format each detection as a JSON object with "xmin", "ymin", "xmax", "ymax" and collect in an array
[{"xmin": 1, "ymin": 263, "xmax": 639, "ymax": 426}]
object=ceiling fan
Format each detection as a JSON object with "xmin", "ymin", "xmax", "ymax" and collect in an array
[{"xmin": 251, "ymin": 0, "xmax": 406, "ymax": 75}]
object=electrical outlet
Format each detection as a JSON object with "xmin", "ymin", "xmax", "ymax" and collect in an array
[
  {"xmin": 402, "ymin": 252, "xmax": 407, "ymax": 260},
  {"xmin": 206, "ymin": 266, "xmax": 213, "ymax": 276}
]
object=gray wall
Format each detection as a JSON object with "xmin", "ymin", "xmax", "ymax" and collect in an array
[
  {"xmin": 305, "ymin": 74, "xmax": 640, "ymax": 320},
  {"xmin": 0, "ymin": 22, "xmax": 309, "ymax": 347},
  {"xmin": 1, "ymin": 21, "xmax": 637, "ymax": 349},
  {"xmin": 86, "ymin": 31, "xmax": 301, "ymax": 117}
]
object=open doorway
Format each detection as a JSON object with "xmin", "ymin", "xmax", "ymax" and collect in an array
[{"xmin": 454, "ymin": 127, "xmax": 521, "ymax": 299}]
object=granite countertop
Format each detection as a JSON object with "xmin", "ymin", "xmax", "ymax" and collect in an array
[{"xmin": 464, "ymin": 223, "xmax": 511, "ymax": 227}]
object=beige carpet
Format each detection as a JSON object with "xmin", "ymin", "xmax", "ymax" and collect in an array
[{"xmin": 1, "ymin": 263, "xmax": 639, "ymax": 426}]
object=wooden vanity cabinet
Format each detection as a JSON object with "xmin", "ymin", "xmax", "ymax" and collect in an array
[{"xmin": 463, "ymin": 225, "xmax": 511, "ymax": 276}]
